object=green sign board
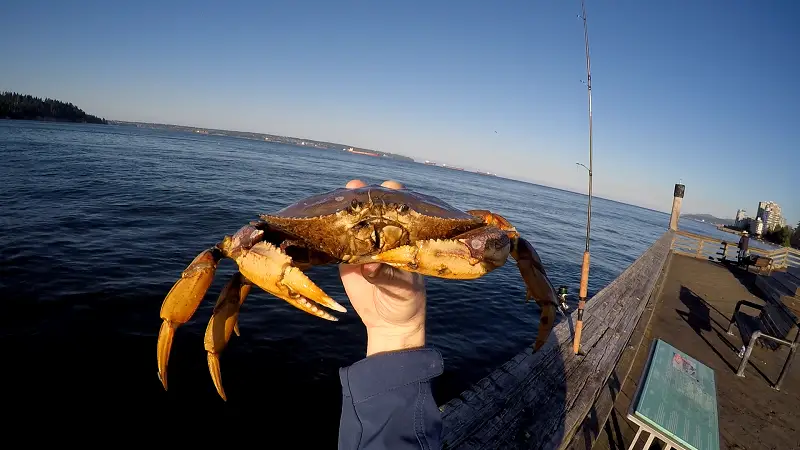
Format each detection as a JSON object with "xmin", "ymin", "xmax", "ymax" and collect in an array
[{"xmin": 633, "ymin": 339, "xmax": 720, "ymax": 450}]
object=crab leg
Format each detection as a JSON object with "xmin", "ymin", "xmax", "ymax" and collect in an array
[
  {"xmin": 467, "ymin": 210, "xmax": 558, "ymax": 351},
  {"xmin": 204, "ymin": 271, "xmax": 251, "ymax": 401},
  {"xmin": 157, "ymin": 248, "xmax": 221, "ymax": 390},
  {"xmin": 230, "ymin": 241, "xmax": 347, "ymax": 319},
  {"xmin": 233, "ymin": 283, "xmax": 251, "ymax": 337},
  {"xmin": 511, "ymin": 237, "xmax": 558, "ymax": 350}
]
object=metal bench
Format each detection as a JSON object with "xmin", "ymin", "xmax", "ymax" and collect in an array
[{"xmin": 727, "ymin": 300, "xmax": 799, "ymax": 390}]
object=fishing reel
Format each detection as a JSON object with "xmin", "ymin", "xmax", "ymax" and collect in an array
[{"xmin": 557, "ymin": 286, "xmax": 570, "ymax": 316}]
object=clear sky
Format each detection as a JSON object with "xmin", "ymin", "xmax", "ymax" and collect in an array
[{"xmin": 2, "ymin": 0, "xmax": 797, "ymax": 224}]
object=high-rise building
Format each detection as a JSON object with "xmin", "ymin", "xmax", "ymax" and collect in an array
[
  {"xmin": 734, "ymin": 209, "xmax": 748, "ymax": 228},
  {"xmin": 756, "ymin": 201, "xmax": 783, "ymax": 232}
]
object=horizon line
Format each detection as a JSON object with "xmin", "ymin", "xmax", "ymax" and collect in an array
[{"xmin": 106, "ymin": 118, "xmax": 686, "ymax": 218}]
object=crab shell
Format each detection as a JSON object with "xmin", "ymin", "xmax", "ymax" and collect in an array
[{"xmin": 261, "ymin": 186, "xmax": 497, "ymax": 264}]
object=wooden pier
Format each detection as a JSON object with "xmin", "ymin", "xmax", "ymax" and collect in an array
[
  {"xmin": 438, "ymin": 227, "xmax": 800, "ymax": 449},
  {"xmin": 591, "ymin": 255, "xmax": 799, "ymax": 450}
]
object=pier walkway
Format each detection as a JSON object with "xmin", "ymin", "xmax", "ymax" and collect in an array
[{"xmin": 591, "ymin": 255, "xmax": 799, "ymax": 450}]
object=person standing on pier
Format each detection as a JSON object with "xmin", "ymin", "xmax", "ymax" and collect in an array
[{"xmin": 738, "ymin": 231, "xmax": 750, "ymax": 264}]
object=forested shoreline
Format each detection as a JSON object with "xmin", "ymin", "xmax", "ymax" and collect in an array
[{"xmin": 0, "ymin": 92, "xmax": 106, "ymax": 124}]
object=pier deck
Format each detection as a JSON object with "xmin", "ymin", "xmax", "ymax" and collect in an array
[{"xmin": 591, "ymin": 255, "xmax": 800, "ymax": 450}]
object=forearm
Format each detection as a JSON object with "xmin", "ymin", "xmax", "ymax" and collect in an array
[{"xmin": 338, "ymin": 348, "xmax": 443, "ymax": 450}]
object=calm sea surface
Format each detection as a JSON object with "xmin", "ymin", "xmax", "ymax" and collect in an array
[{"xmin": 0, "ymin": 120, "xmax": 747, "ymax": 441}]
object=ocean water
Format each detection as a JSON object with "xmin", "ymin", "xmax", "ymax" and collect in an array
[{"xmin": 0, "ymin": 120, "xmax": 728, "ymax": 442}]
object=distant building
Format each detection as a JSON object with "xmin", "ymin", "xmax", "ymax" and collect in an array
[
  {"xmin": 756, "ymin": 201, "xmax": 783, "ymax": 232},
  {"xmin": 750, "ymin": 217, "xmax": 764, "ymax": 236},
  {"xmin": 734, "ymin": 209, "xmax": 749, "ymax": 228}
]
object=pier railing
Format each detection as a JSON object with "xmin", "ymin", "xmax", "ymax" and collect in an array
[
  {"xmin": 438, "ymin": 231, "xmax": 674, "ymax": 449},
  {"xmin": 671, "ymin": 230, "xmax": 800, "ymax": 269}
]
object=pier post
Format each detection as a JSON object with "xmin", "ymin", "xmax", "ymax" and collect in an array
[{"xmin": 669, "ymin": 184, "xmax": 685, "ymax": 231}]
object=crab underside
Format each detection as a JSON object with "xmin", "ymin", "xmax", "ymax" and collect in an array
[{"xmin": 156, "ymin": 185, "xmax": 558, "ymax": 400}]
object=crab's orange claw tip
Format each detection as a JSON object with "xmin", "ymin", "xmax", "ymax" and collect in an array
[
  {"xmin": 233, "ymin": 321, "xmax": 241, "ymax": 337},
  {"xmin": 157, "ymin": 320, "xmax": 177, "ymax": 391},
  {"xmin": 282, "ymin": 266, "xmax": 347, "ymax": 313},
  {"xmin": 207, "ymin": 353, "xmax": 227, "ymax": 401},
  {"xmin": 326, "ymin": 298, "xmax": 347, "ymax": 313}
]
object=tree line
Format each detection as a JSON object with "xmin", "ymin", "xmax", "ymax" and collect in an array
[
  {"xmin": 759, "ymin": 221, "xmax": 799, "ymax": 250},
  {"xmin": 0, "ymin": 92, "xmax": 107, "ymax": 124},
  {"xmin": 791, "ymin": 222, "xmax": 800, "ymax": 249}
]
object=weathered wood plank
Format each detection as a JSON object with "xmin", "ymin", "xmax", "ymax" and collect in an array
[
  {"xmin": 773, "ymin": 272, "xmax": 800, "ymax": 296},
  {"xmin": 754, "ymin": 276, "xmax": 799, "ymax": 324},
  {"xmin": 439, "ymin": 232, "xmax": 673, "ymax": 449},
  {"xmin": 563, "ymin": 251, "xmax": 670, "ymax": 450},
  {"xmin": 556, "ymin": 249, "xmax": 672, "ymax": 449},
  {"xmin": 440, "ymin": 262, "xmax": 634, "ymax": 447}
]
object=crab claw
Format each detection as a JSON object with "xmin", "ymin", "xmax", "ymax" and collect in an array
[
  {"xmin": 373, "ymin": 226, "xmax": 510, "ymax": 279},
  {"xmin": 512, "ymin": 237, "xmax": 558, "ymax": 351},
  {"xmin": 467, "ymin": 210, "xmax": 558, "ymax": 350},
  {"xmin": 158, "ymin": 248, "xmax": 220, "ymax": 390},
  {"xmin": 204, "ymin": 272, "xmax": 250, "ymax": 401},
  {"xmin": 233, "ymin": 241, "xmax": 346, "ymax": 319}
]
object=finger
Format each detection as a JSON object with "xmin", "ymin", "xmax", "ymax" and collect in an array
[
  {"xmin": 346, "ymin": 179, "xmax": 367, "ymax": 189},
  {"xmin": 380, "ymin": 180, "xmax": 404, "ymax": 190},
  {"xmin": 339, "ymin": 263, "xmax": 378, "ymax": 303},
  {"xmin": 360, "ymin": 263, "xmax": 383, "ymax": 279},
  {"xmin": 339, "ymin": 263, "xmax": 365, "ymax": 279},
  {"xmin": 363, "ymin": 263, "xmax": 424, "ymax": 298}
]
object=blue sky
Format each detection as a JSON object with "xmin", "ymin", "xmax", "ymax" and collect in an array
[{"xmin": 2, "ymin": 0, "xmax": 797, "ymax": 224}]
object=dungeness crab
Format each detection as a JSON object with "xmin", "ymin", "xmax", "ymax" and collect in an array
[{"xmin": 157, "ymin": 182, "xmax": 558, "ymax": 400}]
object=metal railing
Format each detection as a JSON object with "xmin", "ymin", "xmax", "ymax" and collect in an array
[{"xmin": 671, "ymin": 230, "xmax": 800, "ymax": 269}]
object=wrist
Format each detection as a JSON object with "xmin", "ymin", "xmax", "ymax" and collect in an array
[{"xmin": 365, "ymin": 323, "xmax": 425, "ymax": 356}]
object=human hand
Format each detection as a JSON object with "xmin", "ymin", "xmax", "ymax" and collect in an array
[{"xmin": 338, "ymin": 179, "xmax": 427, "ymax": 356}]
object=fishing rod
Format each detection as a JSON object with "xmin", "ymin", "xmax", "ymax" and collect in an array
[{"xmin": 573, "ymin": 0, "xmax": 593, "ymax": 355}]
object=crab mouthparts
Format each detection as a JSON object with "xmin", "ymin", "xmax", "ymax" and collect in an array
[{"xmin": 377, "ymin": 225, "xmax": 404, "ymax": 251}]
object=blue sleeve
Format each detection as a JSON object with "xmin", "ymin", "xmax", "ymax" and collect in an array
[{"xmin": 338, "ymin": 348, "xmax": 444, "ymax": 450}]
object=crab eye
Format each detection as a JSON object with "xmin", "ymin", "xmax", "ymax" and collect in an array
[
  {"xmin": 397, "ymin": 204, "xmax": 409, "ymax": 214},
  {"xmin": 350, "ymin": 199, "xmax": 362, "ymax": 210}
]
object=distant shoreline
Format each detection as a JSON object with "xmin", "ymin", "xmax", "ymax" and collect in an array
[
  {"xmin": 110, "ymin": 119, "xmax": 414, "ymax": 162},
  {"xmin": 1, "ymin": 116, "xmax": 107, "ymax": 124},
  {"xmin": 1, "ymin": 92, "xmax": 107, "ymax": 124}
]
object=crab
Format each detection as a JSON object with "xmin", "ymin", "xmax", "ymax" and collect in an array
[{"xmin": 157, "ymin": 182, "xmax": 558, "ymax": 400}]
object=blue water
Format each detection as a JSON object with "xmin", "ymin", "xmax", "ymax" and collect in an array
[{"xmin": 0, "ymin": 120, "xmax": 725, "ymax": 441}]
